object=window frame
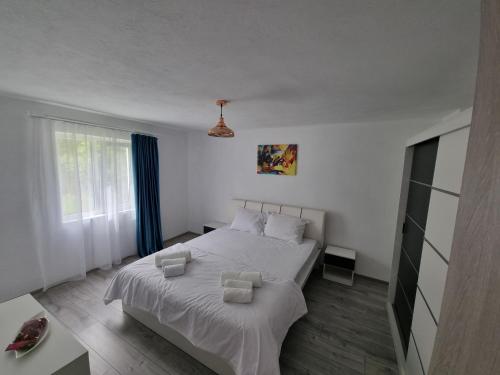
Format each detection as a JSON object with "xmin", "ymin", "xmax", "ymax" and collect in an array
[{"xmin": 54, "ymin": 129, "xmax": 135, "ymax": 223}]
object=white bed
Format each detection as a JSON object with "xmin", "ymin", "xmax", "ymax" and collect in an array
[{"xmin": 104, "ymin": 199, "xmax": 325, "ymax": 375}]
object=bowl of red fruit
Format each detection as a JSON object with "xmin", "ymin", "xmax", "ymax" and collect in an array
[{"xmin": 5, "ymin": 312, "xmax": 49, "ymax": 358}]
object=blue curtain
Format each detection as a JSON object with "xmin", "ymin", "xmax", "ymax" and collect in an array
[{"xmin": 131, "ymin": 134, "xmax": 164, "ymax": 257}]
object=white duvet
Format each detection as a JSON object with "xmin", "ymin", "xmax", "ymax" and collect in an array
[{"xmin": 103, "ymin": 228, "xmax": 317, "ymax": 375}]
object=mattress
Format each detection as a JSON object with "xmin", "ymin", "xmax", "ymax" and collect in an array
[
  {"xmin": 103, "ymin": 228, "xmax": 317, "ymax": 375},
  {"xmin": 296, "ymin": 243, "xmax": 321, "ymax": 287}
]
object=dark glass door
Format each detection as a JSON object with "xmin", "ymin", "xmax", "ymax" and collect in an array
[{"xmin": 393, "ymin": 137, "xmax": 439, "ymax": 354}]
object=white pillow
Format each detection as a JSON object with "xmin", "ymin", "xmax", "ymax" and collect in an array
[
  {"xmin": 264, "ymin": 213, "xmax": 307, "ymax": 244},
  {"xmin": 230, "ymin": 208, "xmax": 266, "ymax": 235}
]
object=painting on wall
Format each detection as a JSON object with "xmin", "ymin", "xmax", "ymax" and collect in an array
[{"xmin": 257, "ymin": 144, "xmax": 297, "ymax": 175}]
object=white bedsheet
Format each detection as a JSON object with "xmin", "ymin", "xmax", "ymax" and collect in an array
[{"xmin": 103, "ymin": 228, "xmax": 317, "ymax": 375}]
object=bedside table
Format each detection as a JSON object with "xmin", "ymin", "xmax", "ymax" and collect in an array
[
  {"xmin": 203, "ymin": 221, "xmax": 227, "ymax": 234},
  {"xmin": 323, "ymin": 245, "xmax": 356, "ymax": 286}
]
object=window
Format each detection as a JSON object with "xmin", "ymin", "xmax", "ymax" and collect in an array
[{"xmin": 55, "ymin": 127, "xmax": 134, "ymax": 222}]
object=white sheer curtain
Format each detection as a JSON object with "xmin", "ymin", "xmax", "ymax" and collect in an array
[{"xmin": 30, "ymin": 117, "xmax": 136, "ymax": 290}]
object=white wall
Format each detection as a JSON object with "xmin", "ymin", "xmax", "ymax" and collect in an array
[
  {"xmin": 0, "ymin": 90, "xmax": 442, "ymax": 299},
  {"xmin": 187, "ymin": 119, "xmax": 435, "ymax": 281},
  {"xmin": 0, "ymin": 94, "xmax": 189, "ymax": 302}
]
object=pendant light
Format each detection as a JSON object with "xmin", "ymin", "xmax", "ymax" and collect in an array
[{"xmin": 208, "ymin": 99, "xmax": 234, "ymax": 138}]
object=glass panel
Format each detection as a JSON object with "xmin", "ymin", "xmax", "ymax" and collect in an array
[
  {"xmin": 402, "ymin": 218, "xmax": 425, "ymax": 270},
  {"xmin": 410, "ymin": 138, "xmax": 439, "ymax": 185},
  {"xmin": 55, "ymin": 130, "xmax": 134, "ymax": 222},
  {"xmin": 406, "ymin": 182, "xmax": 432, "ymax": 229},
  {"xmin": 394, "ymin": 280, "xmax": 412, "ymax": 355},
  {"xmin": 398, "ymin": 249, "xmax": 418, "ymax": 308}
]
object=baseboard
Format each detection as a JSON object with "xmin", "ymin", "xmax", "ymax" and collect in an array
[
  {"xmin": 354, "ymin": 273, "xmax": 389, "ymax": 285},
  {"xmin": 386, "ymin": 301, "xmax": 406, "ymax": 375}
]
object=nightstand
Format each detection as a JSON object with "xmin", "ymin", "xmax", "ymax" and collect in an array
[
  {"xmin": 323, "ymin": 245, "xmax": 356, "ymax": 286},
  {"xmin": 203, "ymin": 221, "xmax": 227, "ymax": 234}
]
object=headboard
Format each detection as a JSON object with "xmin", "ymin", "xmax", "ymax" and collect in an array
[{"xmin": 229, "ymin": 199, "xmax": 326, "ymax": 248}]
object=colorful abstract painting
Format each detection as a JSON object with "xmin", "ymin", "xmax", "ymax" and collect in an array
[{"xmin": 257, "ymin": 144, "xmax": 297, "ymax": 175}]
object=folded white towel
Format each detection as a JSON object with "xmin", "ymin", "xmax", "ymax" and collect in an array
[
  {"xmin": 224, "ymin": 279, "xmax": 253, "ymax": 290},
  {"xmin": 223, "ymin": 287, "xmax": 253, "ymax": 304},
  {"xmin": 220, "ymin": 272, "xmax": 263, "ymax": 287},
  {"xmin": 155, "ymin": 246, "xmax": 192, "ymax": 267},
  {"xmin": 161, "ymin": 257, "xmax": 186, "ymax": 267},
  {"xmin": 163, "ymin": 263, "xmax": 185, "ymax": 277}
]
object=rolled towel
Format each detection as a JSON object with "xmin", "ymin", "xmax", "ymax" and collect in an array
[
  {"xmin": 155, "ymin": 248, "xmax": 192, "ymax": 267},
  {"xmin": 161, "ymin": 257, "xmax": 186, "ymax": 267},
  {"xmin": 173, "ymin": 243, "xmax": 193, "ymax": 260},
  {"xmin": 223, "ymin": 287, "xmax": 253, "ymax": 304},
  {"xmin": 220, "ymin": 272, "xmax": 263, "ymax": 287},
  {"xmin": 163, "ymin": 263, "xmax": 185, "ymax": 277},
  {"xmin": 224, "ymin": 279, "xmax": 253, "ymax": 289}
]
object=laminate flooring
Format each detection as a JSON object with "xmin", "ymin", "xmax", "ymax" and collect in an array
[{"xmin": 33, "ymin": 232, "xmax": 397, "ymax": 375}]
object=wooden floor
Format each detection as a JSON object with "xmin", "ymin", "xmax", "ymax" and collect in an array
[{"xmin": 33, "ymin": 233, "xmax": 397, "ymax": 375}]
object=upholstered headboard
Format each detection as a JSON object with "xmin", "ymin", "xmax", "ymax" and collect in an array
[{"xmin": 229, "ymin": 199, "xmax": 326, "ymax": 248}]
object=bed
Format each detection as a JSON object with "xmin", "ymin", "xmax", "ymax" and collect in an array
[{"xmin": 103, "ymin": 199, "xmax": 325, "ymax": 375}]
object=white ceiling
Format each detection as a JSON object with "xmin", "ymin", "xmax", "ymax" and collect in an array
[{"xmin": 0, "ymin": 0, "xmax": 480, "ymax": 130}]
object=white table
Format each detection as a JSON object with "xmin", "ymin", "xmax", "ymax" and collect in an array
[
  {"xmin": 323, "ymin": 245, "xmax": 356, "ymax": 286},
  {"xmin": 0, "ymin": 294, "xmax": 90, "ymax": 375}
]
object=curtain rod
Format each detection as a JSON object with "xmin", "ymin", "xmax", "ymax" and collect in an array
[{"xmin": 29, "ymin": 113, "xmax": 158, "ymax": 138}]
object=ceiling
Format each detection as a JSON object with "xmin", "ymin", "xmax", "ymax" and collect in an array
[{"xmin": 0, "ymin": 0, "xmax": 480, "ymax": 130}]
